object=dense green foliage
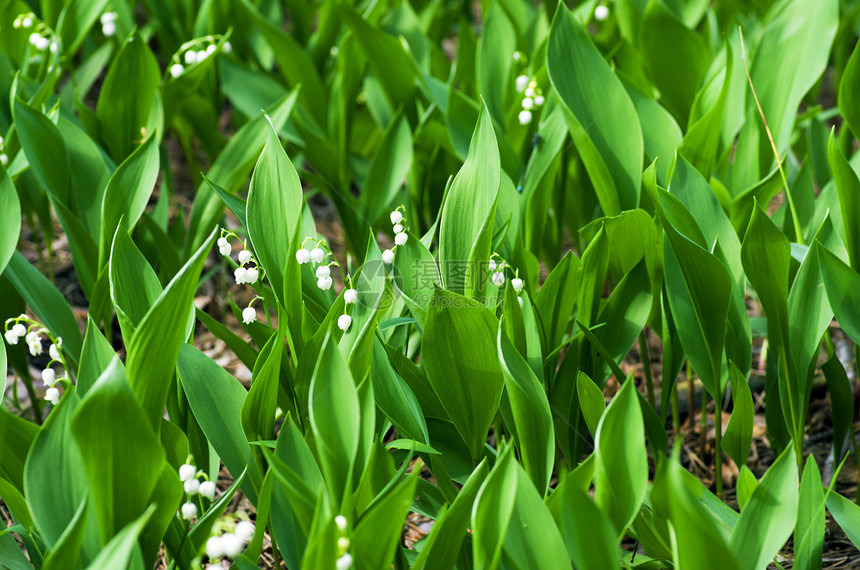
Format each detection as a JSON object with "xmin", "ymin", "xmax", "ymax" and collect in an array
[{"xmin": 2, "ymin": 0, "xmax": 860, "ymax": 568}]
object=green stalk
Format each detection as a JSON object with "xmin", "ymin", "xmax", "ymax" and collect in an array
[
  {"xmin": 672, "ymin": 386, "xmax": 681, "ymax": 438},
  {"xmin": 639, "ymin": 331, "xmax": 656, "ymax": 409}
]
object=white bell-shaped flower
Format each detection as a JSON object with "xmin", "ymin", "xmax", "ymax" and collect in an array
[
  {"xmin": 316, "ymin": 265, "xmax": 331, "ymax": 279},
  {"xmin": 310, "ymin": 248, "xmax": 325, "ymax": 263},
  {"xmin": 184, "ymin": 478, "xmax": 201, "ymax": 495},
  {"xmin": 242, "ymin": 307, "xmax": 257, "ymax": 325},
  {"xmin": 296, "ymin": 249, "xmax": 311, "ymax": 264},
  {"xmin": 45, "ymin": 387, "xmax": 60, "ymax": 406},
  {"xmin": 511, "ymin": 278, "xmax": 524, "ymax": 292},
  {"xmin": 169, "ymin": 64, "xmax": 184, "ymax": 78},
  {"xmin": 181, "ymin": 502, "xmax": 197, "ymax": 520},
  {"xmin": 336, "ymin": 554, "xmax": 353, "ymax": 570},
  {"xmin": 492, "ymin": 271, "xmax": 505, "ymax": 287},
  {"xmin": 4, "ymin": 330, "xmax": 18, "ymax": 345},
  {"xmin": 344, "ymin": 289, "xmax": 358, "ymax": 304},
  {"xmin": 515, "ymin": 75, "xmax": 529, "ymax": 92},
  {"xmin": 390, "ymin": 210, "xmax": 404, "ymax": 225},
  {"xmin": 41, "ymin": 368, "xmax": 56, "ymax": 386},
  {"xmin": 220, "ymin": 533, "xmax": 243, "ymax": 558},
  {"xmin": 394, "ymin": 232, "xmax": 408, "ymax": 246},
  {"xmin": 337, "ymin": 314, "xmax": 352, "ymax": 331},
  {"xmin": 234, "ymin": 267, "xmax": 247, "ymax": 284},
  {"xmin": 235, "ymin": 521, "xmax": 254, "ymax": 543},
  {"xmin": 199, "ymin": 480, "xmax": 216, "ymax": 500},
  {"xmin": 245, "ymin": 267, "xmax": 259, "ymax": 284},
  {"xmin": 382, "ymin": 249, "xmax": 395, "ymax": 264},
  {"xmin": 317, "ymin": 276, "xmax": 333, "ymax": 291},
  {"xmin": 206, "ymin": 535, "xmax": 224, "ymax": 559},
  {"xmin": 179, "ymin": 464, "xmax": 196, "ymax": 482},
  {"xmin": 518, "ymin": 110, "xmax": 533, "ymax": 125},
  {"xmin": 217, "ymin": 237, "xmax": 231, "ymax": 256},
  {"xmin": 238, "ymin": 250, "xmax": 252, "ymax": 267}
]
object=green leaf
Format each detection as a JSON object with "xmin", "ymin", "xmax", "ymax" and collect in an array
[
  {"xmin": 535, "ymin": 251, "xmax": 581, "ymax": 351},
  {"xmin": 95, "ymin": 32, "xmax": 161, "ymax": 161},
  {"xmin": 560, "ymin": 483, "xmax": 618, "ymax": 570},
  {"xmin": 42, "ymin": 496, "xmax": 89, "ymax": 570},
  {"xmin": 98, "ymin": 134, "xmax": 160, "ymax": 269},
  {"xmin": 576, "ymin": 371, "xmax": 605, "ymax": 437},
  {"xmin": 839, "ymin": 37, "xmax": 860, "ymax": 142},
  {"xmin": 83, "ymin": 506, "xmax": 154, "ymax": 570},
  {"xmin": 795, "ymin": 456, "xmax": 825, "ymax": 570},
  {"xmin": 438, "ymin": 104, "xmax": 500, "ymax": 296},
  {"xmin": 309, "ymin": 332, "xmax": 360, "ymax": 508},
  {"xmin": 125, "ymin": 230, "xmax": 214, "ymax": 427},
  {"xmin": 413, "ymin": 460, "xmax": 488, "ymax": 570},
  {"xmin": 548, "ymin": 4, "xmax": 642, "ymax": 213},
  {"xmin": 497, "ymin": 323, "xmax": 554, "ymax": 495},
  {"xmin": 71, "ymin": 359, "xmax": 164, "ymax": 544},
  {"xmin": 246, "ymin": 120, "xmax": 303, "ymax": 307},
  {"xmin": 77, "ymin": 317, "xmax": 118, "ymax": 397},
  {"xmin": 728, "ymin": 443, "xmax": 798, "ymax": 569},
  {"xmin": 109, "ymin": 221, "xmax": 162, "ymax": 340},
  {"xmin": 821, "ymin": 355, "xmax": 854, "ymax": 463},
  {"xmin": 371, "ymin": 337, "xmax": 428, "ymax": 444},
  {"xmin": 476, "ymin": 3, "xmax": 515, "ymax": 126},
  {"xmin": 818, "ymin": 244, "xmax": 860, "ymax": 345},
  {"xmin": 241, "ymin": 332, "xmax": 283, "ymax": 444},
  {"xmin": 423, "ymin": 288, "xmax": 504, "ymax": 462},
  {"xmin": 593, "ymin": 378, "xmax": 647, "ymax": 537},
  {"xmin": 826, "ymin": 489, "xmax": 860, "ymax": 550},
  {"xmin": 723, "ymin": 363, "xmax": 754, "ymax": 469},
  {"xmin": 0, "ymin": 167, "xmax": 21, "ymax": 274},
  {"xmin": 352, "ymin": 470, "xmax": 419, "ymax": 568},
  {"xmin": 0, "ymin": 407, "xmax": 39, "ymax": 496},
  {"xmin": 392, "ymin": 230, "xmax": 439, "ymax": 329},
  {"xmin": 827, "ymin": 130, "xmax": 860, "ymax": 270},
  {"xmin": 359, "ymin": 111, "xmax": 413, "ymax": 223},
  {"xmin": 5, "ymin": 252, "xmax": 83, "ymax": 366},
  {"xmin": 176, "ymin": 344, "xmax": 260, "ymax": 503}
]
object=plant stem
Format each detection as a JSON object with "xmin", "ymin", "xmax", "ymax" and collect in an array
[
  {"xmin": 687, "ymin": 360, "xmax": 695, "ymax": 429},
  {"xmin": 672, "ymin": 385, "xmax": 681, "ymax": 438},
  {"xmin": 639, "ymin": 330, "xmax": 656, "ymax": 409},
  {"xmin": 700, "ymin": 388, "xmax": 708, "ymax": 461}
]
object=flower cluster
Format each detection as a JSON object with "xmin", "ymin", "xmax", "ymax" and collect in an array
[
  {"xmin": 178, "ymin": 460, "xmax": 217, "ymax": 522},
  {"xmin": 335, "ymin": 515, "xmax": 353, "ymax": 570},
  {"xmin": 28, "ymin": 31, "xmax": 53, "ymax": 53},
  {"xmin": 205, "ymin": 517, "xmax": 254, "ymax": 562},
  {"xmin": 382, "ymin": 207, "xmax": 408, "ymax": 265},
  {"xmin": 169, "ymin": 38, "xmax": 231, "ymax": 79},
  {"xmin": 489, "ymin": 255, "xmax": 525, "ymax": 307},
  {"xmin": 296, "ymin": 239, "xmax": 356, "ymax": 331},
  {"xmin": 100, "ymin": 12, "xmax": 117, "ymax": 37},
  {"xmin": 217, "ymin": 231, "xmax": 263, "ymax": 325},
  {"xmin": 12, "ymin": 12, "xmax": 34, "ymax": 29},
  {"xmin": 514, "ymin": 76, "xmax": 545, "ymax": 125},
  {"xmin": 4, "ymin": 315, "xmax": 68, "ymax": 406}
]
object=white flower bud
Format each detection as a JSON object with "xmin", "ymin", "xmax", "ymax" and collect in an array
[
  {"xmin": 4, "ymin": 330, "xmax": 19, "ymax": 345},
  {"xmin": 45, "ymin": 387, "xmax": 60, "ymax": 406},
  {"xmin": 28, "ymin": 337, "xmax": 42, "ymax": 356},
  {"xmin": 390, "ymin": 210, "xmax": 404, "ymax": 225},
  {"xmin": 234, "ymin": 267, "xmax": 247, "ymax": 284},
  {"xmin": 36, "ymin": 36, "xmax": 50, "ymax": 51},
  {"xmin": 522, "ymin": 97, "xmax": 534, "ymax": 110},
  {"xmin": 296, "ymin": 248, "xmax": 311, "ymax": 264},
  {"xmin": 206, "ymin": 44, "xmax": 217, "ymax": 55},
  {"xmin": 179, "ymin": 463, "xmax": 196, "ymax": 482},
  {"xmin": 235, "ymin": 521, "xmax": 254, "ymax": 543},
  {"xmin": 344, "ymin": 289, "xmax": 358, "ymax": 304},
  {"xmin": 534, "ymin": 95, "xmax": 545, "ymax": 106},
  {"xmin": 245, "ymin": 267, "xmax": 259, "ymax": 284},
  {"xmin": 518, "ymin": 110, "xmax": 533, "ymax": 125},
  {"xmin": 102, "ymin": 21, "xmax": 116, "ymax": 36},
  {"xmin": 100, "ymin": 12, "xmax": 117, "ymax": 24},
  {"xmin": 29, "ymin": 32, "xmax": 41, "ymax": 46},
  {"xmin": 242, "ymin": 307, "xmax": 257, "ymax": 325},
  {"xmin": 181, "ymin": 502, "xmax": 197, "ymax": 520},
  {"xmin": 206, "ymin": 535, "xmax": 224, "ymax": 559},
  {"xmin": 492, "ymin": 271, "xmax": 505, "ymax": 287},
  {"xmin": 488, "ymin": 259, "xmax": 497, "ymax": 272},
  {"xmin": 199, "ymin": 480, "xmax": 216, "ymax": 500},
  {"xmin": 525, "ymin": 86, "xmax": 535, "ymax": 98},
  {"xmin": 217, "ymin": 237, "xmax": 231, "ymax": 256},
  {"xmin": 336, "ymin": 554, "xmax": 353, "ymax": 570},
  {"xmin": 337, "ymin": 314, "xmax": 352, "ymax": 331},
  {"xmin": 511, "ymin": 278, "xmax": 524, "ymax": 292},
  {"xmin": 22, "ymin": 17, "xmax": 33, "ymax": 28},
  {"xmin": 196, "ymin": 50, "xmax": 208, "ymax": 61},
  {"xmin": 169, "ymin": 63, "xmax": 184, "ymax": 78},
  {"xmin": 513, "ymin": 51, "xmax": 522, "ymax": 61},
  {"xmin": 317, "ymin": 276, "xmax": 333, "ymax": 291},
  {"xmin": 393, "ymin": 224, "xmax": 404, "ymax": 234},
  {"xmin": 184, "ymin": 478, "xmax": 201, "ymax": 494},
  {"xmin": 595, "ymin": 5, "xmax": 609, "ymax": 21},
  {"xmin": 394, "ymin": 232, "xmax": 408, "ymax": 246},
  {"xmin": 335, "ymin": 515, "xmax": 348, "ymax": 532},
  {"xmin": 184, "ymin": 50, "xmax": 197, "ymax": 65},
  {"xmin": 515, "ymin": 75, "xmax": 529, "ymax": 93},
  {"xmin": 41, "ymin": 368, "xmax": 56, "ymax": 386},
  {"xmin": 382, "ymin": 249, "xmax": 395, "ymax": 264},
  {"xmin": 49, "ymin": 41, "xmax": 58, "ymax": 54},
  {"xmin": 518, "ymin": 296, "xmax": 524, "ymax": 307},
  {"xmin": 0, "ymin": 154, "xmax": 7, "ymax": 166},
  {"xmin": 220, "ymin": 533, "xmax": 243, "ymax": 558},
  {"xmin": 310, "ymin": 248, "xmax": 325, "ymax": 263},
  {"xmin": 338, "ymin": 537, "xmax": 350, "ymax": 552},
  {"xmin": 223, "ymin": 41, "xmax": 232, "ymax": 53},
  {"xmin": 12, "ymin": 324, "xmax": 26, "ymax": 337},
  {"xmin": 316, "ymin": 265, "xmax": 331, "ymax": 279}
]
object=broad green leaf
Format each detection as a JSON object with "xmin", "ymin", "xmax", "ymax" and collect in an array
[
  {"xmin": 438, "ymin": 104, "xmax": 500, "ymax": 296},
  {"xmin": 472, "ymin": 447, "xmax": 569, "ymax": 569},
  {"xmin": 309, "ymin": 333, "xmax": 359, "ymax": 507},
  {"xmin": 109, "ymin": 222, "xmax": 162, "ymax": 341},
  {"xmin": 83, "ymin": 506, "xmax": 154, "ymax": 570},
  {"xmin": 371, "ymin": 336, "xmax": 428, "ymax": 444},
  {"xmin": 413, "ymin": 460, "xmax": 489, "ymax": 570},
  {"xmin": 0, "ymin": 407, "xmax": 39, "ymax": 497},
  {"xmin": 359, "ymin": 111, "xmax": 413, "ymax": 223},
  {"xmin": 729, "ymin": 443, "xmax": 798, "ymax": 569},
  {"xmin": 423, "ymin": 288, "xmax": 504, "ymax": 462},
  {"xmin": 57, "ymin": 0, "xmax": 110, "ymax": 54},
  {"xmin": 535, "ymin": 251, "xmax": 580, "ymax": 351},
  {"xmin": 352, "ymin": 470, "xmax": 419, "ymax": 568},
  {"xmin": 723, "ymin": 363, "xmax": 754, "ymax": 468},
  {"xmin": 827, "ymin": 130, "xmax": 860, "ymax": 270},
  {"xmin": 640, "ymin": 0, "xmax": 708, "ymax": 128},
  {"xmin": 594, "ymin": 378, "xmax": 647, "ymax": 536},
  {"xmin": 5, "ymin": 252, "xmax": 83, "ymax": 366},
  {"xmin": 241, "ymin": 332, "xmax": 283, "ymax": 444},
  {"xmin": 826, "ymin": 490, "xmax": 860, "ymax": 550},
  {"xmin": 821, "ymin": 355, "xmax": 854, "ymax": 463},
  {"xmin": 839, "ymin": 38, "xmax": 860, "ymax": 141},
  {"xmin": 560, "ymin": 483, "xmax": 618, "ymax": 570},
  {"xmin": 576, "ymin": 371, "xmax": 605, "ymax": 437},
  {"xmin": 818, "ymin": 244, "xmax": 860, "ymax": 345},
  {"xmin": 71, "ymin": 359, "xmax": 163, "ymax": 544},
  {"xmin": 392, "ymin": 230, "xmax": 439, "ymax": 329},
  {"xmin": 246, "ymin": 120, "xmax": 303, "ymax": 307},
  {"xmin": 0, "ymin": 167, "xmax": 20, "ymax": 274},
  {"xmin": 42, "ymin": 496, "xmax": 89, "ymax": 570},
  {"xmin": 795, "ymin": 456, "xmax": 825, "ymax": 570},
  {"xmin": 548, "ymin": 4, "xmax": 642, "ymax": 213},
  {"xmin": 13, "ymin": 98, "xmax": 70, "ymax": 205},
  {"xmin": 98, "ymin": 134, "xmax": 160, "ymax": 269},
  {"xmin": 177, "ymin": 344, "xmax": 260, "ymax": 503},
  {"xmin": 95, "ymin": 33, "xmax": 160, "ymax": 161},
  {"xmin": 76, "ymin": 317, "xmax": 117, "ymax": 397},
  {"xmin": 476, "ymin": 3, "xmax": 515, "ymax": 126},
  {"xmin": 125, "ymin": 230, "xmax": 214, "ymax": 427},
  {"xmin": 497, "ymin": 324, "xmax": 554, "ymax": 495},
  {"xmin": 623, "ymin": 80, "xmax": 683, "ymax": 185}
]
